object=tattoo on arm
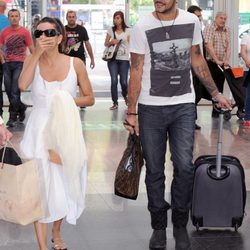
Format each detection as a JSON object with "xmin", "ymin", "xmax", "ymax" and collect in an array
[
  {"xmin": 193, "ymin": 63, "xmax": 218, "ymax": 97},
  {"xmin": 191, "ymin": 45, "xmax": 219, "ymax": 96},
  {"xmin": 127, "ymin": 53, "xmax": 144, "ymax": 110},
  {"xmin": 193, "ymin": 45, "xmax": 201, "ymax": 56},
  {"xmin": 130, "ymin": 53, "xmax": 143, "ymax": 70}
]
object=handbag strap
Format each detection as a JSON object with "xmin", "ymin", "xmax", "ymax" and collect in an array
[
  {"xmin": 1, "ymin": 141, "xmax": 18, "ymax": 169},
  {"xmin": 112, "ymin": 27, "xmax": 117, "ymax": 40}
]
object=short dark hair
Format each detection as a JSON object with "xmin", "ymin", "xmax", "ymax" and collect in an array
[
  {"xmin": 187, "ymin": 5, "xmax": 202, "ymax": 14},
  {"xmin": 8, "ymin": 8, "xmax": 20, "ymax": 17}
]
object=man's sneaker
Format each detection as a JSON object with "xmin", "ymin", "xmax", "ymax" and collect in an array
[
  {"xmin": 6, "ymin": 119, "xmax": 17, "ymax": 127},
  {"xmin": 173, "ymin": 226, "xmax": 191, "ymax": 250},
  {"xmin": 109, "ymin": 104, "xmax": 118, "ymax": 110},
  {"xmin": 19, "ymin": 105, "xmax": 27, "ymax": 122},
  {"xmin": 149, "ymin": 229, "xmax": 166, "ymax": 249},
  {"xmin": 172, "ymin": 209, "xmax": 190, "ymax": 250}
]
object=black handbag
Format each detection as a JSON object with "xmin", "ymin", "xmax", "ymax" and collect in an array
[
  {"xmin": 0, "ymin": 144, "xmax": 22, "ymax": 166},
  {"xmin": 114, "ymin": 134, "xmax": 144, "ymax": 200}
]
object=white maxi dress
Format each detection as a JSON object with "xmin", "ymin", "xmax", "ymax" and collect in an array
[{"xmin": 20, "ymin": 57, "xmax": 87, "ymax": 225}]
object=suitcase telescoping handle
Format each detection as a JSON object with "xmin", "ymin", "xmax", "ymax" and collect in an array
[{"xmin": 216, "ymin": 111, "xmax": 224, "ymax": 178}]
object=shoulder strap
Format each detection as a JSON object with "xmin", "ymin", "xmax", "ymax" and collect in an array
[{"xmin": 112, "ymin": 27, "xmax": 116, "ymax": 39}]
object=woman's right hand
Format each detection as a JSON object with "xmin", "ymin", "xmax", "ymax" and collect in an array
[
  {"xmin": 35, "ymin": 37, "xmax": 57, "ymax": 56},
  {"xmin": 110, "ymin": 39, "xmax": 120, "ymax": 46}
]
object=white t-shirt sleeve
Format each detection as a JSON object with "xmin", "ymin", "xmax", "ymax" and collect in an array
[
  {"xmin": 129, "ymin": 23, "xmax": 147, "ymax": 55},
  {"xmin": 192, "ymin": 16, "xmax": 203, "ymax": 46}
]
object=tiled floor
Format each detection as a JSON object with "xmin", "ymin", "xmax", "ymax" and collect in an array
[{"xmin": 1, "ymin": 99, "xmax": 250, "ymax": 250}]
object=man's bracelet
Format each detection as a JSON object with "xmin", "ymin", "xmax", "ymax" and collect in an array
[
  {"xmin": 212, "ymin": 92, "xmax": 222, "ymax": 102},
  {"xmin": 127, "ymin": 112, "xmax": 138, "ymax": 116}
]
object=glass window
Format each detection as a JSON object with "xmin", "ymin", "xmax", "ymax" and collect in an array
[{"xmin": 129, "ymin": 0, "xmax": 154, "ymax": 26}]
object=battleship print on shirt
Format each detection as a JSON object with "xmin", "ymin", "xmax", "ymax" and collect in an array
[{"xmin": 145, "ymin": 23, "xmax": 195, "ymax": 97}]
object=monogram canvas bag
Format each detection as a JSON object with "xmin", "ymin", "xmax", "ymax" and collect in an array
[{"xmin": 114, "ymin": 134, "xmax": 144, "ymax": 200}]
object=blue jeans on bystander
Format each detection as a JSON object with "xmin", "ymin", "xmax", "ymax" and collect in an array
[
  {"xmin": 3, "ymin": 61, "xmax": 26, "ymax": 117},
  {"xmin": 107, "ymin": 59, "xmax": 129, "ymax": 106}
]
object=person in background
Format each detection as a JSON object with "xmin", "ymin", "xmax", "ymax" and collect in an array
[
  {"xmin": 19, "ymin": 17, "xmax": 94, "ymax": 250},
  {"xmin": 31, "ymin": 14, "xmax": 42, "ymax": 45},
  {"xmin": 0, "ymin": 0, "xmax": 10, "ymax": 118},
  {"xmin": 65, "ymin": 10, "xmax": 95, "ymax": 69},
  {"xmin": 65, "ymin": 10, "xmax": 95, "ymax": 109},
  {"xmin": 104, "ymin": 11, "xmax": 130, "ymax": 110},
  {"xmin": 203, "ymin": 11, "xmax": 231, "ymax": 118},
  {"xmin": 187, "ymin": 5, "xmax": 203, "ymax": 130},
  {"xmin": 187, "ymin": 5, "xmax": 202, "ymax": 21},
  {"xmin": 0, "ymin": 9, "xmax": 34, "ymax": 127},
  {"xmin": 240, "ymin": 31, "xmax": 250, "ymax": 127},
  {"xmin": 124, "ymin": 0, "xmax": 231, "ymax": 249}
]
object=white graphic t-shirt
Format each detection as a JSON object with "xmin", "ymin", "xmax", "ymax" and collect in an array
[
  {"xmin": 130, "ymin": 9, "xmax": 202, "ymax": 106},
  {"xmin": 107, "ymin": 27, "xmax": 130, "ymax": 61}
]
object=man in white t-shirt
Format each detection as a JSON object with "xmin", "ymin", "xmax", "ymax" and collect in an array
[{"xmin": 124, "ymin": 0, "xmax": 231, "ymax": 249}]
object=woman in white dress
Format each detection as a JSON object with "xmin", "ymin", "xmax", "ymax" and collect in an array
[{"xmin": 18, "ymin": 17, "xmax": 94, "ymax": 250}]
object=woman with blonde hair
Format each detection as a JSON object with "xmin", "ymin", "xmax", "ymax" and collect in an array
[{"xmin": 19, "ymin": 17, "xmax": 94, "ymax": 250}]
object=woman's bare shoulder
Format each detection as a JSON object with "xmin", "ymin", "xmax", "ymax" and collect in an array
[{"xmin": 72, "ymin": 57, "xmax": 85, "ymax": 69}]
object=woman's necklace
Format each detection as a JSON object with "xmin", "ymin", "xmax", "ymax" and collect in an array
[{"xmin": 155, "ymin": 10, "xmax": 178, "ymax": 40}]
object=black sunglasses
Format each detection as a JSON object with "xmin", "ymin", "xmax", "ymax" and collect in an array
[{"xmin": 34, "ymin": 29, "xmax": 60, "ymax": 38}]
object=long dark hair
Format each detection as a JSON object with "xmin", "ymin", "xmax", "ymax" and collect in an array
[
  {"xmin": 36, "ymin": 17, "xmax": 66, "ymax": 53},
  {"xmin": 113, "ymin": 11, "xmax": 129, "ymax": 32}
]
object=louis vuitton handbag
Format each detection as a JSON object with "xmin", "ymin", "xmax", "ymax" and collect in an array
[
  {"xmin": 114, "ymin": 134, "xmax": 144, "ymax": 200},
  {"xmin": 0, "ymin": 143, "xmax": 45, "ymax": 225}
]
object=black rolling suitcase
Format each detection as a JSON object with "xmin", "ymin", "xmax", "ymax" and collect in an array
[{"xmin": 191, "ymin": 111, "xmax": 246, "ymax": 231}]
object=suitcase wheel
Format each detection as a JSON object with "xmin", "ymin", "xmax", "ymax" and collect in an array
[{"xmin": 223, "ymin": 111, "xmax": 231, "ymax": 121}]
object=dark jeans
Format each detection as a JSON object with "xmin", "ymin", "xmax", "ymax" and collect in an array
[
  {"xmin": 107, "ymin": 59, "xmax": 129, "ymax": 105},
  {"xmin": 138, "ymin": 103, "xmax": 196, "ymax": 230},
  {"xmin": 0, "ymin": 62, "xmax": 3, "ymax": 116},
  {"xmin": 3, "ymin": 61, "xmax": 25, "ymax": 115},
  {"xmin": 244, "ymin": 71, "xmax": 250, "ymax": 120}
]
